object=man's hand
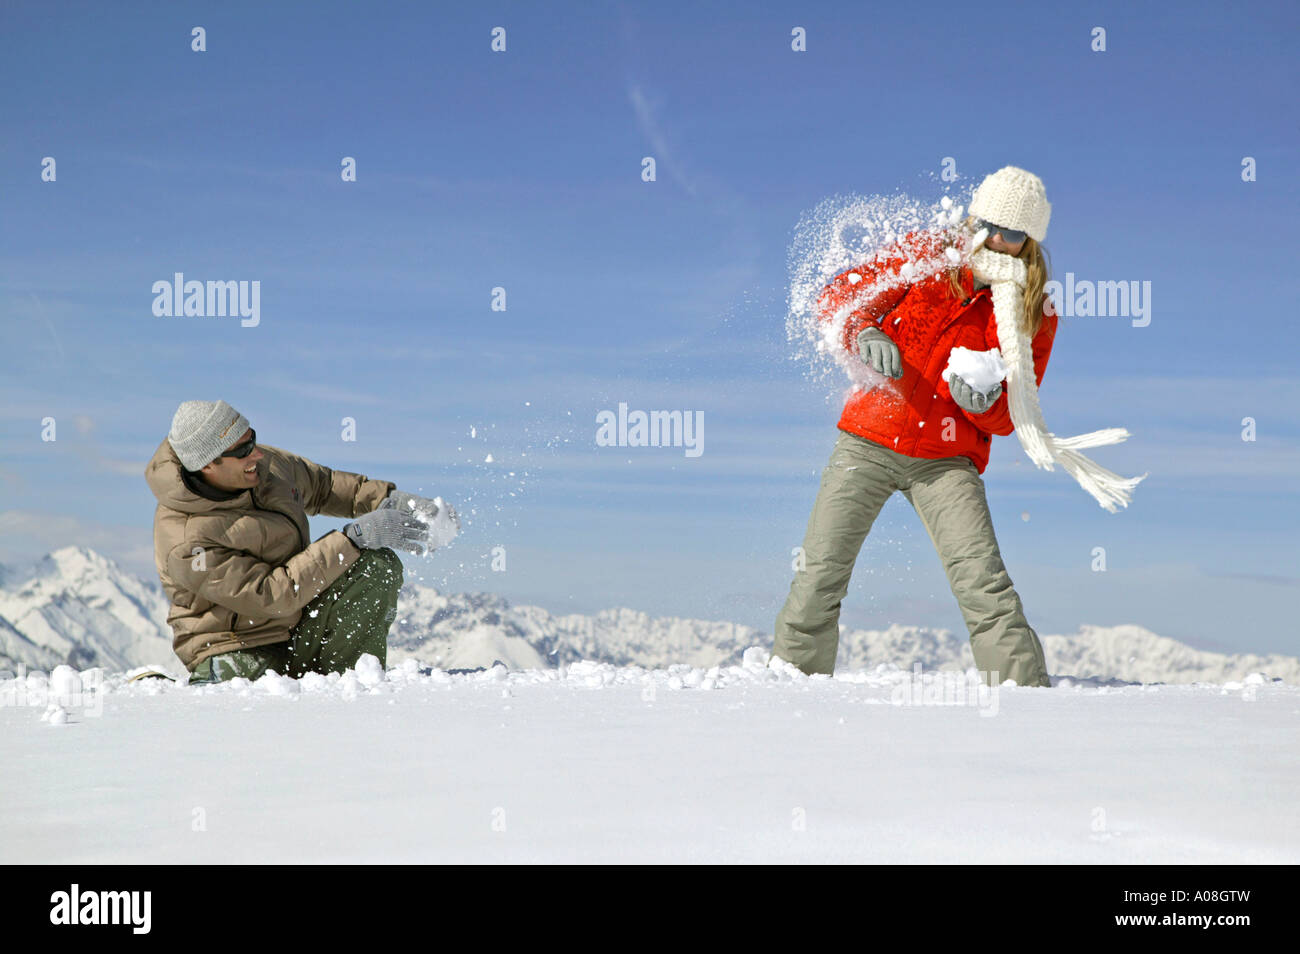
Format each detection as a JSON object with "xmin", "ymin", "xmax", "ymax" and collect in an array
[
  {"xmin": 857, "ymin": 327, "xmax": 903, "ymax": 380},
  {"xmin": 343, "ymin": 509, "xmax": 431, "ymax": 556},
  {"xmin": 379, "ymin": 490, "xmax": 461, "ymax": 549},
  {"xmin": 949, "ymin": 373, "xmax": 1003, "ymax": 414},
  {"xmin": 380, "ymin": 490, "xmax": 440, "ymax": 518}
]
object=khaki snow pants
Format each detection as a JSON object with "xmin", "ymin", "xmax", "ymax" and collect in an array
[
  {"xmin": 772, "ymin": 430, "xmax": 1051, "ymax": 687},
  {"xmin": 188, "ymin": 548, "xmax": 403, "ymax": 684}
]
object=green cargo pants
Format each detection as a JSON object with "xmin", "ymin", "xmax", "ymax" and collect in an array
[
  {"xmin": 188, "ymin": 547, "xmax": 403, "ymax": 685},
  {"xmin": 772, "ymin": 430, "xmax": 1051, "ymax": 687}
]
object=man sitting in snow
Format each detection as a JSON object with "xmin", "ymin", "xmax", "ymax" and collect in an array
[{"xmin": 144, "ymin": 400, "xmax": 458, "ymax": 684}]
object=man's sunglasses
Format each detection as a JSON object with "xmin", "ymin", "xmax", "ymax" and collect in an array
[
  {"xmin": 973, "ymin": 218, "xmax": 1028, "ymax": 245},
  {"xmin": 216, "ymin": 429, "xmax": 257, "ymax": 460}
]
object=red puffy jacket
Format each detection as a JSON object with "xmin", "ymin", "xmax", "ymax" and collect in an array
[{"xmin": 818, "ymin": 229, "xmax": 1058, "ymax": 475}]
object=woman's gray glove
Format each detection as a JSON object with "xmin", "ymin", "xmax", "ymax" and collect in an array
[
  {"xmin": 949, "ymin": 374, "xmax": 1004, "ymax": 414},
  {"xmin": 343, "ymin": 509, "xmax": 431, "ymax": 555},
  {"xmin": 856, "ymin": 326, "xmax": 903, "ymax": 379},
  {"xmin": 379, "ymin": 490, "xmax": 460, "ymax": 549}
]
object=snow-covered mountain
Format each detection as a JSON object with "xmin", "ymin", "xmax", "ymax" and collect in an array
[
  {"xmin": 0, "ymin": 547, "xmax": 178, "ymax": 673},
  {"xmin": 387, "ymin": 588, "xmax": 761, "ymax": 671},
  {"xmin": 2, "ymin": 547, "xmax": 1297, "ymax": 684}
]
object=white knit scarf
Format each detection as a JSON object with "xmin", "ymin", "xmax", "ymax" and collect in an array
[{"xmin": 969, "ymin": 245, "xmax": 1148, "ymax": 512}]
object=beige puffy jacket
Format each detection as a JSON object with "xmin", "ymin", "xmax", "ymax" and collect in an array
[{"xmin": 145, "ymin": 438, "xmax": 395, "ymax": 671}]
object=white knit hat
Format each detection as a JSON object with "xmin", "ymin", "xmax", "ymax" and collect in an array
[
  {"xmin": 969, "ymin": 166, "xmax": 1051, "ymax": 242},
  {"xmin": 168, "ymin": 400, "xmax": 250, "ymax": 471}
]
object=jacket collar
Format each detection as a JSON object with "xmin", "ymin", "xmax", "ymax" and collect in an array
[{"xmin": 145, "ymin": 438, "xmax": 255, "ymax": 515}]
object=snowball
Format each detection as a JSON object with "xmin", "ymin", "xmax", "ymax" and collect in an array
[
  {"xmin": 424, "ymin": 497, "xmax": 460, "ymax": 548},
  {"xmin": 298, "ymin": 671, "xmax": 329, "ymax": 692},
  {"xmin": 50, "ymin": 665, "xmax": 80, "ymax": 703},
  {"xmin": 944, "ymin": 346, "xmax": 1006, "ymax": 394},
  {"xmin": 354, "ymin": 653, "xmax": 385, "ymax": 687},
  {"xmin": 767, "ymin": 655, "xmax": 804, "ymax": 678}
]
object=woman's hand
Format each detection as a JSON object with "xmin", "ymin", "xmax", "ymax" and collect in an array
[
  {"xmin": 856, "ymin": 327, "xmax": 903, "ymax": 379},
  {"xmin": 949, "ymin": 374, "xmax": 1003, "ymax": 414}
]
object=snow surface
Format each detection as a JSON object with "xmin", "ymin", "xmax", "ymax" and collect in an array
[{"xmin": 2, "ymin": 654, "xmax": 1296, "ymax": 863}]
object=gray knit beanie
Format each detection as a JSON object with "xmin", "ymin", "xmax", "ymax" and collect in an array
[{"xmin": 168, "ymin": 400, "xmax": 250, "ymax": 471}]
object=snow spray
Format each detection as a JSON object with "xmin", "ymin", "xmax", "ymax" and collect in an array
[{"xmin": 785, "ymin": 188, "xmax": 977, "ymax": 402}]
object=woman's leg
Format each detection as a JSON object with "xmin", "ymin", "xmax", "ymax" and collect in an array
[
  {"xmin": 772, "ymin": 431, "xmax": 900, "ymax": 674},
  {"xmin": 901, "ymin": 457, "xmax": 1051, "ymax": 687}
]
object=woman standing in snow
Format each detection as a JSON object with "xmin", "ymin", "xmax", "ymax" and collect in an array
[{"xmin": 771, "ymin": 166, "xmax": 1144, "ymax": 685}]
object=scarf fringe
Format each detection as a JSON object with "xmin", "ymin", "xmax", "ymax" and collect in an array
[{"xmin": 1056, "ymin": 449, "xmax": 1150, "ymax": 513}]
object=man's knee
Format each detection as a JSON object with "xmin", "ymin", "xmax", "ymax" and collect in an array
[{"xmin": 354, "ymin": 546, "xmax": 404, "ymax": 590}]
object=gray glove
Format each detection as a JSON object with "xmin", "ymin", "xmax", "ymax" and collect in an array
[
  {"xmin": 380, "ymin": 490, "xmax": 461, "ymax": 549},
  {"xmin": 343, "ymin": 509, "xmax": 431, "ymax": 556},
  {"xmin": 380, "ymin": 490, "xmax": 441, "ymax": 519},
  {"xmin": 949, "ymin": 374, "xmax": 1003, "ymax": 414},
  {"xmin": 856, "ymin": 326, "xmax": 903, "ymax": 379}
]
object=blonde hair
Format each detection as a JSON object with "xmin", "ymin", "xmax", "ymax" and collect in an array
[{"xmin": 944, "ymin": 215, "xmax": 1052, "ymax": 338}]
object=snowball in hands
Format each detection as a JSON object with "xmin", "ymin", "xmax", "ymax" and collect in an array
[
  {"xmin": 421, "ymin": 497, "xmax": 460, "ymax": 549},
  {"xmin": 943, "ymin": 346, "xmax": 1006, "ymax": 394},
  {"xmin": 382, "ymin": 491, "xmax": 460, "ymax": 549}
]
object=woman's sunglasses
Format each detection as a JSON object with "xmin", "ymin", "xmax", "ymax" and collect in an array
[
  {"xmin": 974, "ymin": 218, "xmax": 1028, "ymax": 245},
  {"xmin": 217, "ymin": 429, "xmax": 257, "ymax": 460}
]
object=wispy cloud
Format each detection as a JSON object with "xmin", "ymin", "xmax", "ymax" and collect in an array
[
  {"xmin": 627, "ymin": 83, "xmax": 698, "ymax": 196},
  {"xmin": 1204, "ymin": 571, "xmax": 1300, "ymax": 588}
]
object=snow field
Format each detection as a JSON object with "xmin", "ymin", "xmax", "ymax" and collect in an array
[{"xmin": 3, "ymin": 651, "xmax": 1296, "ymax": 863}]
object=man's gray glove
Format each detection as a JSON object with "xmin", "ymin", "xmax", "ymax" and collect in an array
[
  {"xmin": 343, "ymin": 509, "xmax": 431, "ymax": 556},
  {"xmin": 380, "ymin": 490, "xmax": 440, "ymax": 518},
  {"xmin": 379, "ymin": 490, "xmax": 460, "ymax": 549},
  {"xmin": 949, "ymin": 374, "xmax": 1003, "ymax": 414},
  {"xmin": 856, "ymin": 326, "xmax": 903, "ymax": 380}
]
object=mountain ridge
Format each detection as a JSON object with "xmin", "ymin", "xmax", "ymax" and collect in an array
[{"xmin": 1, "ymin": 546, "xmax": 1296, "ymax": 684}]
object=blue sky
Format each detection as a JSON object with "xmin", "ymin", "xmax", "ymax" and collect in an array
[{"xmin": 1, "ymin": 0, "xmax": 1297, "ymax": 655}]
